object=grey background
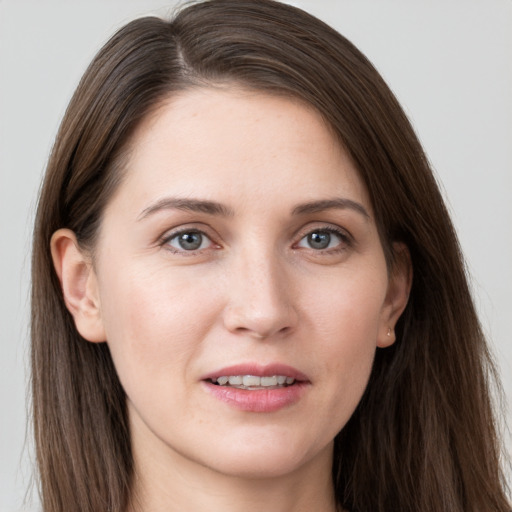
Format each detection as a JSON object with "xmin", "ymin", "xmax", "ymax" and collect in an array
[{"xmin": 1, "ymin": 1, "xmax": 511, "ymax": 510}]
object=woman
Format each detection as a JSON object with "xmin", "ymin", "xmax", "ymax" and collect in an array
[{"xmin": 31, "ymin": 1, "xmax": 510, "ymax": 511}]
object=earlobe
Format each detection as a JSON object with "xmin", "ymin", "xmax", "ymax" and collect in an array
[
  {"xmin": 377, "ymin": 243, "xmax": 412, "ymax": 348},
  {"xmin": 50, "ymin": 229, "xmax": 106, "ymax": 343}
]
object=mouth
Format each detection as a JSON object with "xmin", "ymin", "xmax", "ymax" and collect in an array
[
  {"xmin": 209, "ymin": 374, "xmax": 296, "ymax": 390},
  {"xmin": 201, "ymin": 364, "xmax": 309, "ymax": 412}
]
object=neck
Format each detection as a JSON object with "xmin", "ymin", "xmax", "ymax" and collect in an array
[
  {"xmin": 126, "ymin": 416, "xmax": 338, "ymax": 512},
  {"xmin": 129, "ymin": 466, "xmax": 338, "ymax": 512}
]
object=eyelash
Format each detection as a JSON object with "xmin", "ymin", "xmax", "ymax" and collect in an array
[{"xmin": 158, "ymin": 224, "xmax": 353, "ymax": 255}]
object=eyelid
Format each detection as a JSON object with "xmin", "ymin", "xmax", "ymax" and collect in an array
[{"xmin": 295, "ymin": 222, "xmax": 353, "ymax": 242}]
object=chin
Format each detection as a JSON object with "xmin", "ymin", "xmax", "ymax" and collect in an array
[{"xmin": 197, "ymin": 435, "xmax": 333, "ymax": 480}]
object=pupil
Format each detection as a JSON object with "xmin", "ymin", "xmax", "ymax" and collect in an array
[
  {"xmin": 179, "ymin": 232, "xmax": 202, "ymax": 250},
  {"xmin": 308, "ymin": 232, "xmax": 330, "ymax": 249}
]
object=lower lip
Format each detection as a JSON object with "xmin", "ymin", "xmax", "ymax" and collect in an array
[{"xmin": 202, "ymin": 381, "xmax": 309, "ymax": 412}]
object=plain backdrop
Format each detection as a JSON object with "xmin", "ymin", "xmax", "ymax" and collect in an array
[{"xmin": 1, "ymin": 1, "xmax": 511, "ymax": 510}]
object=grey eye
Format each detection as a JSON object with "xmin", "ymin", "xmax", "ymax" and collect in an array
[
  {"xmin": 168, "ymin": 231, "xmax": 210, "ymax": 251},
  {"xmin": 297, "ymin": 230, "xmax": 345, "ymax": 250},
  {"xmin": 307, "ymin": 232, "xmax": 331, "ymax": 249}
]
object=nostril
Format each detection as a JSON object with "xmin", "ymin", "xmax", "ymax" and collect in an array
[{"xmin": 233, "ymin": 323, "xmax": 293, "ymax": 340}]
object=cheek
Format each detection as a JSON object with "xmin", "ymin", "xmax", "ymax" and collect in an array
[
  {"xmin": 302, "ymin": 268, "xmax": 387, "ymax": 417},
  {"xmin": 97, "ymin": 262, "xmax": 220, "ymax": 386},
  {"xmin": 305, "ymin": 267, "xmax": 387, "ymax": 351}
]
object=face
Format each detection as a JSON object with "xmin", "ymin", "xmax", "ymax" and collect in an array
[{"xmin": 58, "ymin": 87, "xmax": 409, "ymax": 481}]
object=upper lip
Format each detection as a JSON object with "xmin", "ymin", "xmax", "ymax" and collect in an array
[{"xmin": 201, "ymin": 363, "xmax": 309, "ymax": 382}]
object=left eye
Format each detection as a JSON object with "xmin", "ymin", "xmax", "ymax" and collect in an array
[
  {"xmin": 166, "ymin": 231, "xmax": 212, "ymax": 251},
  {"xmin": 297, "ymin": 230, "xmax": 345, "ymax": 250}
]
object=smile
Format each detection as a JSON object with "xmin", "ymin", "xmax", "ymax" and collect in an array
[
  {"xmin": 202, "ymin": 364, "xmax": 309, "ymax": 412},
  {"xmin": 211, "ymin": 375, "xmax": 296, "ymax": 389}
]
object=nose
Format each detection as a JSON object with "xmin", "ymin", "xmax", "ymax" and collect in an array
[{"xmin": 222, "ymin": 249, "xmax": 298, "ymax": 340}]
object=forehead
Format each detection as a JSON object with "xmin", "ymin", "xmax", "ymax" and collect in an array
[{"xmin": 113, "ymin": 86, "xmax": 371, "ymax": 215}]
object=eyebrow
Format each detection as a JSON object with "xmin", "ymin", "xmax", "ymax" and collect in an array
[
  {"xmin": 292, "ymin": 198, "xmax": 370, "ymax": 220},
  {"xmin": 137, "ymin": 196, "xmax": 370, "ymax": 221},
  {"xmin": 137, "ymin": 197, "xmax": 234, "ymax": 220}
]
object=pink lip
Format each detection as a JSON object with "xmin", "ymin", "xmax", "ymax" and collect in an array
[
  {"xmin": 201, "ymin": 363, "xmax": 309, "ymax": 382},
  {"xmin": 201, "ymin": 363, "xmax": 310, "ymax": 413}
]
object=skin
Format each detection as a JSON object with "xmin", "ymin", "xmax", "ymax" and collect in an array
[{"xmin": 52, "ymin": 87, "xmax": 411, "ymax": 512}]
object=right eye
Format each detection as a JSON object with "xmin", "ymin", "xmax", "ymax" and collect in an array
[{"xmin": 165, "ymin": 230, "xmax": 213, "ymax": 252}]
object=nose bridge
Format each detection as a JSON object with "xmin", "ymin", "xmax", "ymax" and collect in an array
[{"xmin": 223, "ymin": 242, "xmax": 297, "ymax": 338}]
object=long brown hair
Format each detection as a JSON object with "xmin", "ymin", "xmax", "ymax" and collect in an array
[{"xmin": 31, "ymin": 1, "xmax": 510, "ymax": 511}]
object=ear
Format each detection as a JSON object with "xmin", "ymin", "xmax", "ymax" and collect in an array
[
  {"xmin": 50, "ymin": 228, "xmax": 106, "ymax": 343},
  {"xmin": 377, "ymin": 242, "xmax": 412, "ymax": 348}
]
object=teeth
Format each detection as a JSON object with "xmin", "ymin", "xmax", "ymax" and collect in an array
[
  {"xmin": 212, "ymin": 375, "xmax": 296, "ymax": 388},
  {"xmin": 243, "ymin": 375, "xmax": 260, "ymax": 387},
  {"xmin": 261, "ymin": 376, "xmax": 277, "ymax": 386}
]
